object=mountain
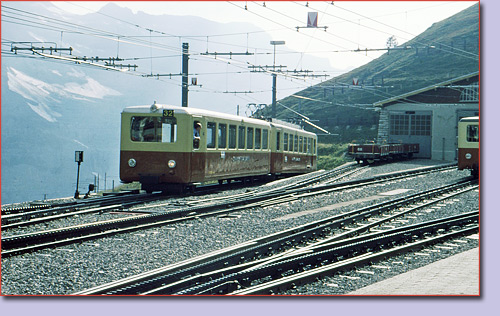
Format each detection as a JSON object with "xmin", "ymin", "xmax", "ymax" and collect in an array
[
  {"xmin": 0, "ymin": 3, "xmax": 479, "ymax": 204},
  {"xmin": 270, "ymin": 3, "xmax": 479, "ymax": 142},
  {"xmin": 1, "ymin": 2, "xmax": 339, "ymax": 204}
]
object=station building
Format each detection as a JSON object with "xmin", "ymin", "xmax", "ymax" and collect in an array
[{"xmin": 375, "ymin": 71, "xmax": 479, "ymax": 161}]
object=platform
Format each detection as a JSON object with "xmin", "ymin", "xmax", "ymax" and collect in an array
[{"xmin": 347, "ymin": 247, "xmax": 479, "ymax": 295}]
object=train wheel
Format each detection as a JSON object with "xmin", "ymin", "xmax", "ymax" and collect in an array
[
  {"xmin": 218, "ymin": 179, "xmax": 224, "ymax": 185},
  {"xmin": 471, "ymin": 166, "xmax": 479, "ymax": 178}
]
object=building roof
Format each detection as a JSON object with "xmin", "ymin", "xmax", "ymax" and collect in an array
[{"xmin": 374, "ymin": 71, "xmax": 479, "ymax": 108}]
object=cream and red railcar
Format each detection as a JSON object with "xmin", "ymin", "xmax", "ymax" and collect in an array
[
  {"xmin": 457, "ymin": 116, "xmax": 479, "ymax": 177},
  {"xmin": 270, "ymin": 121, "xmax": 317, "ymax": 175},
  {"xmin": 120, "ymin": 103, "xmax": 317, "ymax": 192}
]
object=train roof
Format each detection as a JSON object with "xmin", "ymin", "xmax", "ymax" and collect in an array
[
  {"xmin": 123, "ymin": 104, "xmax": 316, "ymax": 136},
  {"xmin": 459, "ymin": 116, "xmax": 479, "ymax": 122}
]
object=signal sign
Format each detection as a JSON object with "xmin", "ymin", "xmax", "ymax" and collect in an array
[{"xmin": 307, "ymin": 12, "xmax": 318, "ymax": 27}]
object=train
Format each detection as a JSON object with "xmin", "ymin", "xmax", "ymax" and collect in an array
[
  {"xmin": 120, "ymin": 103, "xmax": 317, "ymax": 193},
  {"xmin": 347, "ymin": 142, "xmax": 419, "ymax": 164},
  {"xmin": 457, "ymin": 116, "xmax": 479, "ymax": 177}
]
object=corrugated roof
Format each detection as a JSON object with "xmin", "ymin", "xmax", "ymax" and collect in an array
[{"xmin": 373, "ymin": 71, "xmax": 479, "ymax": 107}]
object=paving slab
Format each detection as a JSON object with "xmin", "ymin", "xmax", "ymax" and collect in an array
[{"xmin": 347, "ymin": 247, "xmax": 479, "ymax": 295}]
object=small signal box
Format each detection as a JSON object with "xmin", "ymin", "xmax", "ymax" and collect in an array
[{"xmin": 75, "ymin": 151, "xmax": 84, "ymax": 163}]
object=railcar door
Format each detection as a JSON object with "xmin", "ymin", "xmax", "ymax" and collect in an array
[{"xmin": 191, "ymin": 115, "xmax": 206, "ymax": 182}]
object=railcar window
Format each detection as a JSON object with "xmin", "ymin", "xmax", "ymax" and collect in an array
[
  {"xmin": 263, "ymin": 130, "xmax": 269, "ymax": 149},
  {"xmin": 284, "ymin": 133, "xmax": 289, "ymax": 151},
  {"xmin": 207, "ymin": 122, "xmax": 216, "ymax": 148},
  {"xmin": 299, "ymin": 136, "xmax": 303, "ymax": 153},
  {"xmin": 218, "ymin": 124, "xmax": 227, "ymax": 149},
  {"xmin": 276, "ymin": 132, "xmax": 281, "ymax": 151},
  {"xmin": 255, "ymin": 128, "xmax": 261, "ymax": 149},
  {"xmin": 238, "ymin": 126, "xmax": 246, "ymax": 149},
  {"xmin": 229, "ymin": 125, "xmax": 237, "ymax": 149},
  {"xmin": 247, "ymin": 127, "xmax": 254, "ymax": 149},
  {"xmin": 294, "ymin": 135, "xmax": 299, "ymax": 152},
  {"xmin": 307, "ymin": 138, "xmax": 312, "ymax": 154},
  {"xmin": 130, "ymin": 116, "xmax": 177, "ymax": 143},
  {"xmin": 313, "ymin": 139, "xmax": 316, "ymax": 154},
  {"xmin": 467, "ymin": 125, "xmax": 479, "ymax": 142}
]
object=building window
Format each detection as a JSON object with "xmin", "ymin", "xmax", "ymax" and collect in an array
[
  {"xmin": 389, "ymin": 114, "xmax": 409, "ymax": 135},
  {"xmin": 410, "ymin": 115, "xmax": 431, "ymax": 136}
]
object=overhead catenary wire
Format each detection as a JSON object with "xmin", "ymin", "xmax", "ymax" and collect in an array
[{"xmin": 2, "ymin": 2, "xmax": 477, "ymax": 111}]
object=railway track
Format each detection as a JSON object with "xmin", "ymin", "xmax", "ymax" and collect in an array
[
  {"xmin": 1, "ymin": 191, "xmax": 158, "ymax": 228},
  {"xmin": 0, "ymin": 163, "xmax": 357, "ymax": 229},
  {"xmin": 0, "ymin": 163, "xmax": 460, "ymax": 257},
  {"xmin": 1, "ymin": 163, "xmax": 458, "ymax": 257},
  {"xmin": 73, "ymin": 178, "xmax": 477, "ymax": 295}
]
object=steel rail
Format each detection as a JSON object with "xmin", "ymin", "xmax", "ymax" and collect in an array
[
  {"xmin": 147, "ymin": 207, "xmax": 478, "ymax": 295},
  {"xmin": 1, "ymin": 191, "xmax": 154, "ymax": 228},
  {"xmin": 74, "ymin": 179, "xmax": 475, "ymax": 295},
  {"xmin": 169, "ymin": 212, "xmax": 478, "ymax": 295},
  {"xmin": 2, "ymin": 163, "xmax": 462, "ymax": 257},
  {"xmin": 231, "ymin": 224, "xmax": 478, "ymax": 295}
]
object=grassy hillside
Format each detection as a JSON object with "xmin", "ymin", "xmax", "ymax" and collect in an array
[{"xmin": 268, "ymin": 4, "xmax": 479, "ymax": 145}]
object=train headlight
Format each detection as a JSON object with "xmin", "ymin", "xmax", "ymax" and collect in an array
[
  {"xmin": 168, "ymin": 160, "xmax": 176, "ymax": 169},
  {"xmin": 465, "ymin": 153, "xmax": 472, "ymax": 160},
  {"xmin": 128, "ymin": 158, "xmax": 137, "ymax": 168}
]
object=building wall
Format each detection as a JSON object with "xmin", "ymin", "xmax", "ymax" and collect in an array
[{"xmin": 377, "ymin": 103, "xmax": 478, "ymax": 161}]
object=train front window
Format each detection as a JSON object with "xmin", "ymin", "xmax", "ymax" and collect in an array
[
  {"xmin": 130, "ymin": 116, "xmax": 177, "ymax": 143},
  {"xmin": 467, "ymin": 125, "xmax": 479, "ymax": 142}
]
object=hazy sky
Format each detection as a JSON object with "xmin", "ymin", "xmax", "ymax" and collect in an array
[{"xmin": 51, "ymin": 1, "xmax": 477, "ymax": 71}]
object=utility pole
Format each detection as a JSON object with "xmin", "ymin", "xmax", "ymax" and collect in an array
[
  {"xmin": 182, "ymin": 42, "xmax": 189, "ymax": 107},
  {"xmin": 270, "ymin": 40, "xmax": 285, "ymax": 119}
]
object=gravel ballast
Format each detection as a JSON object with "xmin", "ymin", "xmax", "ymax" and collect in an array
[{"xmin": 1, "ymin": 160, "xmax": 479, "ymax": 295}]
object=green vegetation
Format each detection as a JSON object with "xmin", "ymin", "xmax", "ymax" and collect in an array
[
  {"xmin": 265, "ymin": 4, "xmax": 479, "ymax": 138},
  {"xmin": 274, "ymin": 4, "xmax": 478, "ymax": 171},
  {"xmin": 317, "ymin": 143, "xmax": 350, "ymax": 170}
]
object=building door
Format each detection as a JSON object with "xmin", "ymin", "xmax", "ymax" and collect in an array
[{"xmin": 387, "ymin": 111, "xmax": 432, "ymax": 158}]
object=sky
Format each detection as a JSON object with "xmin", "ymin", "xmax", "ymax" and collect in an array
[{"xmin": 50, "ymin": 1, "xmax": 478, "ymax": 71}]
